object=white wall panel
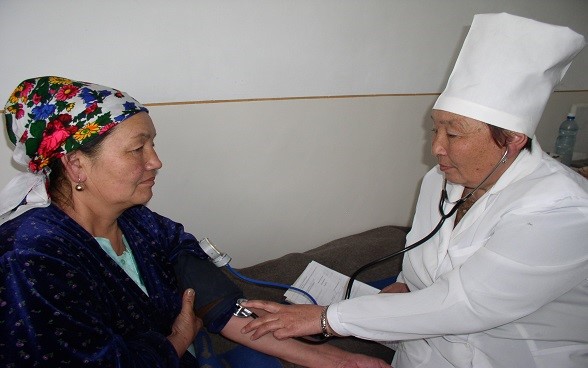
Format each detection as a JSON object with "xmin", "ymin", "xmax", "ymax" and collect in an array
[
  {"xmin": 1, "ymin": 1, "xmax": 587, "ymax": 266},
  {"xmin": 0, "ymin": 0, "xmax": 586, "ymax": 103}
]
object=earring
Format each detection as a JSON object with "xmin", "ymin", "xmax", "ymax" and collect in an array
[{"xmin": 75, "ymin": 179, "xmax": 84, "ymax": 191}]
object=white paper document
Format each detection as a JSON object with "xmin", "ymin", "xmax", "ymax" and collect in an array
[{"xmin": 284, "ymin": 261, "xmax": 380, "ymax": 305}]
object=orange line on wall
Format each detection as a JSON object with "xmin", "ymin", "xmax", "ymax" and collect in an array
[
  {"xmin": 142, "ymin": 93, "xmax": 440, "ymax": 107},
  {"xmin": 1, "ymin": 90, "xmax": 587, "ymax": 113}
]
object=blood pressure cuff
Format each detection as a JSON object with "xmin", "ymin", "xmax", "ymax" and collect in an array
[{"xmin": 173, "ymin": 251, "xmax": 244, "ymax": 334}]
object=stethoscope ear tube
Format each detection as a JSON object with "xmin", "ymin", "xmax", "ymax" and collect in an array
[{"xmin": 343, "ymin": 201, "xmax": 455, "ymax": 299}]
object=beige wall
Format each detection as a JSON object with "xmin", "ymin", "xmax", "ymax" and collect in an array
[
  {"xmin": 1, "ymin": 91, "xmax": 587, "ymax": 267},
  {"xmin": 143, "ymin": 91, "xmax": 588, "ymax": 266},
  {"xmin": 1, "ymin": 1, "xmax": 587, "ymax": 266}
]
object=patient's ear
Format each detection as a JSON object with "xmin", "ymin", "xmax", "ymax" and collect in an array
[{"xmin": 60, "ymin": 152, "xmax": 86, "ymax": 183}]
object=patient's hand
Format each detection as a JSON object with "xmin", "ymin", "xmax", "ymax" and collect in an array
[
  {"xmin": 379, "ymin": 282, "xmax": 409, "ymax": 294},
  {"xmin": 167, "ymin": 289, "xmax": 203, "ymax": 357}
]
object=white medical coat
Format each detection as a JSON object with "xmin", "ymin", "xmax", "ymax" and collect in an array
[{"xmin": 328, "ymin": 140, "xmax": 588, "ymax": 367}]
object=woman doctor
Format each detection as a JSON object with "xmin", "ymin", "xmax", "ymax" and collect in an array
[{"xmin": 241, "ymin": 13, "xmax": 588, "ymax": 368}]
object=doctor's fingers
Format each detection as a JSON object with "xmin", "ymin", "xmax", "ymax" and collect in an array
[
  {"xmin": 242, "ymin": 315, "xmax": 290, "ymax": 340},
  {"xmin": 241, "ymin": 299, "xmax": 284, "ymax": 313},
  {"xmin": 242, "ymin": 313, "xmax": 316, "ymax": 341},
  {"xmin": 241, "ymin": 304, "xmax": 324, "ymax": 339},
  {"xmin": 243, "ymin": 300, "xmax": 324, "ymax": 322}
]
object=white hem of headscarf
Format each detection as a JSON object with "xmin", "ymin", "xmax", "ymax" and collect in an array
[
  {"xmin": 433, "ymin": 96, "xmax": 537, "ymax": 137},
  {"xmin": 0, "ymin": 171, "xmax": 50, "ymax": 225}
]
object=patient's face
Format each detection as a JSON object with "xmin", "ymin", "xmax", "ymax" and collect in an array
[{"xmin": 78, "ymin": 112, "xmax": 163, "ymax": 212}]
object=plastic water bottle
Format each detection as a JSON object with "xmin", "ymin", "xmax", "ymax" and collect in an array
[{"xmin": 554, "ymin": 114, "xmax": 579, "ymax": 166}]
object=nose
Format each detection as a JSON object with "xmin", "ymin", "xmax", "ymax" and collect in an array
[
  {"xmin": 431, "ymin": 132, "xmax": 446, "ymax": 157},
  {"xmin": 145, "ymin": 147, "xmax": 163, "ymax": 170}
]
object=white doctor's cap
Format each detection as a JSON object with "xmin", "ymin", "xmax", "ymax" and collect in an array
[{"xmin": 433, "ymin": 13, "xmax": 585, "ymax": 137}]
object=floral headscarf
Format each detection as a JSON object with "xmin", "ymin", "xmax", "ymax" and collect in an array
[{"xmin": 0, "ymin": 76, "xmax": 148, "ymax": 224}]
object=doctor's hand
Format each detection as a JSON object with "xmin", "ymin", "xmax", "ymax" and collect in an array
[
  {"xmin": 240, "ymin": 300, "xmax": 324, "ymax": 340},
  {"xmin": 167, "ymin": 288, "xmax": 203, "ymax": 357},
  {"xmin": 379, "ymin": 282, "xmax": 409, "ymax": 294}
]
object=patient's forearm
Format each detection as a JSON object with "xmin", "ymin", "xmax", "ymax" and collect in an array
[{"xmin": 220, "ymin": 315, "xmax": 368, "ymax": 368}]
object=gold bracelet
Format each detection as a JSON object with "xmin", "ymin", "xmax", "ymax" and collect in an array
[{"xmin": 320, "ymin": 306, "xmax": 333, "ymax": 338}]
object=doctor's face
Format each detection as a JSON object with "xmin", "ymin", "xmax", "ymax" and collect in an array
[{"xmin": 431, "ymin": 110, "xmax": 507, "ymax": 190}]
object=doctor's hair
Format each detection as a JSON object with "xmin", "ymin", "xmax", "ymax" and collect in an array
[
  {"xmin": 47, "ymin": 128, "xmax": 114, "ymax": 208},
  {"xmin": 489, "ymin": 125, "xmax": 532, "ymax": 152}
]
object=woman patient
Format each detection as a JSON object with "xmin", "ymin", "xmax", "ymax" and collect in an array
[{"xmin": 0, "ymin": 76, "xmax": 389, "ymax": 367}]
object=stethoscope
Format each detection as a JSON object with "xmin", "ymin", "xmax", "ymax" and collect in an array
[
  {"xmin": 344, "ymin": 148, "xmax": 509, "ymax": 299},
  {"xmin": 232, "ymin": 148, "xmax": 510, "ymax": 345}
]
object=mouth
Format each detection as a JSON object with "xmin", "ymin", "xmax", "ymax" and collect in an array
[
  {"xmin": 438, "ymin": 163, "xmax": 453, "ymax": 172},
  {"xmin": 141, "ymin": 177, "xmax": 156, "ymax": 185}
]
